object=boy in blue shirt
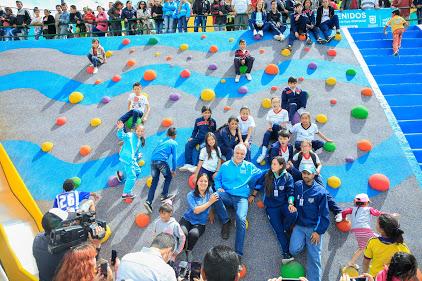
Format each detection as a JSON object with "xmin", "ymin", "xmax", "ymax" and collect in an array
[
  {"xmin": 53, "ymin": 179, "xmax": 99, "ymax": 213},
  {"xmin": 145, "ymin": 127, "xmax": 178, "ymax": 213}
]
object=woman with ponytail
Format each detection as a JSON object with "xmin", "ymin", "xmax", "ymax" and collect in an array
[
  {"xmin": 375, "ymin": 252, "xmax": 420, "ymax": 281},
  {"xmin": 363, "ymin": 214, "xmax": 411, "ymax": 277}
]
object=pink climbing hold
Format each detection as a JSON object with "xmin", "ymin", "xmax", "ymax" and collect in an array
[
  {"xmin": 55, "ymin": 116, "xmax": 67, "ymax": 126},
  {"xmin": 102, "ymin": 96, "xmax": 112, "ymax": 104},
  {"xmin": 108, "ymin": 176, "xmax": 120, "ymax": 187},
  {"xmin": 330, "ymin": 99, "xmax": 337, "ymax": 105},
  {"xmin": 327, "ymin": 49, "xmax": 337, "ymax": 57},
  {"xmin": 122, "ymin": 38, "xmax": 130, "ymax": 45},
  {"xmin": 238, "ymin": 86, "xmax": 248, "ymax": 94},
  {"xmin": 86, "ymin": 66, "xmax": 94, "ymax": 74},
  {"xmin": 298, "ymin": 77, "xmax": 304, "ymax": 82}
]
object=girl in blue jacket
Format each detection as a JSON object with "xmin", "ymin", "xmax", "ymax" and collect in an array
[
  {"xmin": 249, "ymin": 156, "xmax": 298, "ymax": 264},
  {"xmin": 175, "ymin": 0, "xmax": 191, "ymax": 32},
  {"xmin": 250, "ymin": 1, "xmax": 267, "ymax": 37},
  {"xmin": 216, "ymin": 116, "xmax": 241, "ymax": 161},
  {"xmin": 163, "ymin": 0, "xmax": 177, "ymax": 33}
]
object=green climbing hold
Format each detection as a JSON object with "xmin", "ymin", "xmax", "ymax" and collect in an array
[
  {"xmin": 351, "ymin": 105, "xmax": 369, "ymax": 119},
  {"xmin": 324, "ymin": 141, "xmax": 336, "ymax": 152},
  {"xmin": 147, "ymin": 37, "xmax": 158, "ymax": 45},
  {"xmin": 280, "ymin": 261, "xmax": 306, "ymax": 278},
  {"xmin": 239, "ymin": 65, "xmax": 248, "ymax": 74},
  {"xmin": 346, "ymin": 69, "xmax": 357, "ymax": 76},
  {"xmin": 70, "ymin": 177, "xmax": 81, "ymax": 188},
  {"xmin": 125, "ymin": 116, "xmax": 142, "ymax": 129}
]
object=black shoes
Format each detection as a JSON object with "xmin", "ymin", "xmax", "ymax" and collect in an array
[{"xmin": 221, "ymin": 220, "xmax": 231, "ymax": 240}]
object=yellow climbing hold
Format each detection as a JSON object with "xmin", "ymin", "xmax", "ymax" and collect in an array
[
  {"xmin": 281, "ymin": 48, "xmax": 291, "ymax": 57},
  {"xmin": 90, "ymin": 118, "xmax": 102, "ymax": 127},
  {"xmin": 221, "ymin": 79, "xmax": 226, "ymax": 84},
  {"xmin": 179, "ymin": 43, "xmax": 189, "ymax": 51},
  {"xmin": 201, "ymin": 88, "xmax": 215, "ymax": 101},
  {"xmin": 196, "ymin": 144, "xmax": 200, "ymax": 151},
  {"xmin": 327, "ymin": 176, "xmax": 341, "ymax": 188},
  {"xmin": 146, "ymin": 176, "xmax": 153, "ymax": 188},
  {"xmin": 154, "ymin": 52, "xmax": 161, "ymax": 57},
  {"xmin": 326, "ymin": 77, "xmax": 337, "ymax": 86},
  {"xmin": 41, "ymin": 141, "xmax": 54, "ymax": 152},
  {"xmin": 229, "ymin": 37, "xmax": 235, "ymax": 42},
  {"xmin": 261, "ymin": 98, "xmax": 272, "ymax": 109},
  {"xmin": 315, "ymin": 114, "xmax": 328, "ymax": 124},
  {"xmin": 105, "ymin": 50, "xmax": 113, "ymax": 58},
  {"xmin": 69, "ymin": 92, "xmax": 84, "ymax": 104},
  {"xmin": 335, "ymin": 33, "xmax": 342, "ymax": 41},
  {"xmin": 260, "ymin": 160, "xmax": 266, "ymax": 166},
  {"xmin": 138, "ymin": 160, "xmax": 145, "ymax": 167},
  {"xmin": 246, "ymin": 219, "xmax": 249, "ymax": 229}
]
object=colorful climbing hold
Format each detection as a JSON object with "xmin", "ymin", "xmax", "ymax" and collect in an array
[
  {"xmin": 224, "ymin": 106, "xmax": 232, "ymax": 111},
  {"xmin": 138, "ymin": 159, "xmax": 145, "ymax": 167},
  {"xmin": 327, "ymin": 49, "xmax": 337, "ymax": 57},
  {"xmin": 55, "ymin": 116, "xmax": 67, "ymax": 126},
  {"xmin": 281, "ymin": 48, "xmax": 291, "ymax": 57},
  {"xmin": 323, "ymin": 141, "xmax": 336, "ymax": 152},
  {"xmin": 315, "ymin": 114, "xmax": 328, "ymax": 124},
  {"xmin": 335, "ymin": 33, "xmax": 342, "ymax": 41},
  {"xmin": 299, "ymin": 34, "xmax": 307, "ymax": 41},
  {"xmin": 361, "ymin": 88, "xmax": 373, "ymax": 97},
  {"xmin": 208, "ymin": 63, "xmax": 218, "ymax": 70},
  {"xmin": 229, "ymin": 37, "xmax": 234, "ymax": 42},
  {"xmin": 122, "ymin": 38, "xmax": 130, "ymax": 45},
  {"xmin": 351, "ymin": 105, "xmax": 369, "ymax": 119},
  {"xmin": 330, "ymin": 99, "xmax": 337, "ymax": 105},
  {"xmin": 90, "ymin": 118, "xmax": 102, "ymax": 127},
  {"xmin": 135, "ymin": 213, "xmax": 150, "ymax": 228},
  {"xmin": 304, "ymin": 47, "xmax": 311, "ymax": 52},
  {"xmin": 147, "ymin": 37, "xmax": 158, "ymax": 45},
  {"xmin": 86, "ymin": 66, "xmax": 94, "ymax": 74},
  {"xmin": 112, "ymin": 75, "xmax": 121, "ymax": 82},
  {"xmin": 105, "ymin": 50, "xmax": 113, "ymax": 58},
  {"xmin": 180, "ymin": 69, "xmax": 191, "ymax": 78},
  {"xmin": 239, "ymin": 65, "xmax": 248, "ymax": 74},
  {"xmin": 238, "ymin": 86, "xmax": 248, "ymax": 94},
  {"xmin": 70, "ymin": 176, "xmax": 81, "ymax": 188},
  {"xmin": 94, "ymin": 79, "xmax": 102, "ymax": 85},
  {"xmin": 69, "ymin": 92, "xmax": 84, "ymax": 104},
  {"xmin": 298, "ymin": 77, "xmax": 304, "ymax": 82},
  {"xmin": 41, "ymin": 141, "xmax": 54, "ymax": 152},
  {"xmin": 357, "ymin": 139, "xmax": 373, "ymax": 152},
  {"xmin": 345, "ymin": 156, "xmax": 355, "ymax": 163},
  {"xmin": 265, "ymin": 64, "xmax": 279, "ymax": 75},
  {"xmin": 327, "ymin": 176, "xmax": 341, "ymax": 188},
  {"xmin": 201, "ymin": 34, "xmax": 207, "ymax": 39},
  {"xmin": 326, "ymin": 77, "xmax": 337, "ymax": 86},
  {"xmin": 346, "ymin": 69, "xmax": 357, "ymax": 76},
  {"xmin": 262, "ymin": 98, "xmax": 272, "ymax": 109},
  {"xmin": 126, "ymin": 59, "xmax": 136, "ymax": 67},
  {"xmin": 102, "ymin": 96, "xmax": 111, "ymax": 104},
  {"xmin": 154, "ymin": 52, "xmax": 161, "ymax": 57},
  {"xmin": 209, "ymin": 45, "xmax": 218, "ymax": 53},
  {"xmin": 146, "ymin": 176, "xmax": 153, "ymax": 188},
  {"xmin": 129, "ymin": 48, "xmax": 135, "ymax": 54},
  {"xmin": 308, "ymin": 62, "xmax": 317, "ymax": 70},
  {"xmin": 220, "ymin": 79, "xmax": 226, "ymax": 84},
  {"xmin": 179, "ymin": 43, "xmax": 189, "ymax": 51},
  {"xmin": 161, "ymin": 118, "xmax": 174, "ymax": 127},
  {"xmin": 169, "ymin": 93, "xmax": 181, "ymax": 101},
  {"xmin": 259, "ymin": 48, "xmax": 265, "ymax": 54},
  {"xmin": 336, "ymin": 220, "xmax": 351, "ymax": 232},
  {"xmin": 369, "ymin": 174, "xmax": 390, "ymax": 192},
  {"xmin": 143, "ymin": 70, "xmax": 157, "ymax": 81},
  {"xmin": 201, "ymin": 89, "xmax": 215, "ymax": 101},
  {"xmin": 271, "ymin": 86, "xmax": 278, "ymax": 91},
  {"xmin": 79, "ymin": 145, "xmax": 92, "ymax": 156},
  {"xmin": 166, "ymin": 55, "xmax": 172, "ymax": 61}
]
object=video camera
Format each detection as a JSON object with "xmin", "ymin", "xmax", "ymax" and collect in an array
[{"xmin": 48, "ymin": 211, "xmax": 106, "ymax": 254}]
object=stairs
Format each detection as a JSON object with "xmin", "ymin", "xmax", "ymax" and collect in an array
[{"xmin": 349, "ymin": 26, "xmax": 422, "ymax": 170}]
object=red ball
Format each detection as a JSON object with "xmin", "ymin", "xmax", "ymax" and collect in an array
[
  {"xmin": 336, "ymin": 220, "xmax": 351, "ymax": 233},
  {"xmin": 188, "ymin": 174, "xmax": 196, "ymax": 189},
  {"xmin": 330, "ymin": 99, "xmax": 337, "ymax": 105},
  {"xmin": 327, "ymin": 49, "xmax": 337, "ymax": 57},
  {"xmin": 135, "ymin": 213, "xmax": 150, "ymax": 228},
  {"xmin": 180, "ymin": 69, "xmax": 191, "ymax": 78},
  {"xmin": 239, "ymin": 264, "xmax": 247, "ymax": 279},
  {"xmin": 112, "ymin": 75, "xmax": 121, "ymax": 82},
  {"xmin": 122, "ymin": 38, "xmax": 130, "ymax": 45},
  {"xmin": 369, "ymin": 174, "xmax": 390, "ymax": 192},
  {"xmin": 86, "ymin": 66, "xmax": 94, "ymax": 74},
  {"xmin": 55, "ymin": 116, "xmax": 67, "ymax": 126},
  {"xmin": 271, "ymin": 86, "xmax": 278, "ymax": 91},
  {"xmin": 298, "ymin": 77, "xmax": 304, "ymax": 82}
]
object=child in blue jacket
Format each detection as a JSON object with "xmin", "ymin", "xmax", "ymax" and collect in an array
[
  {"xmin": 281, "ymin": 77, "xmax": 308, "ymax": 123},
  {"xmin": 175, "ymin": 0, "xmax": 191, "ymax": 32},
  {"xmin": 180, "ymin": 106, "xmax": 217, "ymax": 172},
  {"xmin": 286, "ymin": 2, "xmax": 310, "ymax": 50},
  {"xmin": 116, "ymin": 121, "xmax": 146, "ymax": 200},
  {"xmin": 163, "ymin": 0, "xmax": 177, "ymax": 33},
  {"xmin": 250, "ymin": 1, "xmax": 267, "ymax": 37},
  {"xmin": 216, "ymin": 116, "xmax": 241, "ymax": 161},
  {"xmin": 303, "ymin": 0, "xmax": 324, "ymax": 44},
  {"xmin": 269, "ymin": 130, "xmax": 295, "ymax": 173},
  {"xmin": 249, "ymin": 156, "xmax": 298, "ymax": 263}
]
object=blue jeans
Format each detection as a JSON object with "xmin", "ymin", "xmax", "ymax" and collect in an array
[
  {"xmin": 163, "ymin": 16, "xmax": 174, "ymax": 33},
  {"xmin": 213, "ymin": 192, "xmax": 248, "ymax": 256},
  {"xmin": 262, "ymin": 124, "xmax": 283, "ymax": 147},
  {"xmin": 119, "ymin": 109, "xmax": 143, "ymax": 130},
  {"xmin": 319, "ymin": 15, "xmax": 339, "ymax": 40},
  {"xmin": 147, "ymin": 161, "xmax": 173, "ymax": 203},
  {"xmin": 122, "ymin": 162, "xmax": 142, "ymax": 194},
  {"xmin": 290, "ymin": 225, "xmax": 322, "ymax": 281},
  {"xmin": 241, "ymin": 135, "xmax": 251, "ymax": 161},
  {"xmin": 268, "ymin": 21, "xmax": 286, "ymax": 36},
  {"xmin": 59, "ymin": 25, "xmax": 68, "ymax": 38},
  {"xmin": 87, "ymin": 54, "xmax": 101, "ymax": 67},
  {"xmin": 178, "ymin": 16, "xmax": 187, "ymax": 32},
  {"xmin": 155, "ymin": 20, "xmax": 164, "ymax": 34},
  {"xmin": 194, "ymin": 15, "xmax": 207, "ymax": 32},
  {"xmin": 308, "ymin": 25, "xmax": 321, "ymax": 40},
  {"xmin": 184, "ymin": 137, "xmax": 203, "ymax": 165},
  {"xmin": 266, "ymin": 204, "xmax": 297, "ymax": 254}
]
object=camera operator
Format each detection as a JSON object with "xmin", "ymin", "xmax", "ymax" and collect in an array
[{"xmin": 32, "ymin": 208, "xmax": 104, "ymax": 281}]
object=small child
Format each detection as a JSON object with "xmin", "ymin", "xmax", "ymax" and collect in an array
[
  {"xmin": 180, "ymin": 106, "xmax": 217, "ymax": 172},
  {"xmin": 116, "ymin": 121, "xmax": 146, "ymax": 200},
  {"xmin": 286, "ymin": 3, "xmax": 310, "ymax": 51},
  {"xmin": 238, "ymin": 106, "xmax": 255, "ymax": 161},
  {"xmin": 30, "ymin": 7, "xmax": 43, "ymax": 40},
  {"xmin": 341, "ymin": 193, "xmax": 383, "ymax": 268},
  {"xmin": 316, "ymin": 0, "xmax": 340, "ymax": 42},
  {"xmin": 154, "ymin": 200, "xmax": 186, "ymax": 262},
  {"xmin": 269, "ymin": 130, "xmax": 294, "ymax": 173},
  {"xmin": 192, "ymin": 132, "xmax": 222, "ymax": 186},
  {"xmin": 145, "ymin": 127, "xmax": 178, "ymax": 213},
  {"xmin": 234, "ymin": 39, "xmax": 255, "ymax": 82},
  {"xmin": 53, "ymin": 179, "xmax": 100, "ymax": 213},
  {"xmin": 289, "ymin": 112, "xmax": 333, "ymax": 151},
  {"xmin": 216, "ymin": 116, "xmax": 241, "ymax": 161},
  {"xmin": 87, "ymin": 39, "xmax": 106, "ymax": 74},
  {"xmin": 281, "ymin": 77, "xmax": 309, "ymax": 122},
  {"xmin": 118, "ymin": 82, "xmax": 150, "ymax": 132},
  {"xmin": 383, "ymin": 9, "xmax": 408, "ymax": 56},
  {"xmin": 267, "ymin": 0, "xmax": 286, "ymax": 41},
  {"xmin": 256, "ymin": 97, "xmax": 289, "ymax": 163},
  {"xmin": 210, "ymin": 0, "xmax": 223, "ymax": 31},
  {"xmin": 251, "ymin": 1, "xmax": 266, "ymax": 38}
]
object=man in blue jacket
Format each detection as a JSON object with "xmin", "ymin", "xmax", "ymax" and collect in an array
[
  {"xmin": 121, "ymin": 0, "xmax": 137, "ymax": 35},
  {"xmin": 289, "ymin": 164, "xmax": 330, "ymax": 281},
  {"xmin": 212, "ymin": 143, "xmax": 264, "ymax": 262}
]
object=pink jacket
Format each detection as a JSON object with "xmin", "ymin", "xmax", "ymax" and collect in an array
[{"xmin": 95, "ymin": 11, "xmax": 108, "ymax": 32}]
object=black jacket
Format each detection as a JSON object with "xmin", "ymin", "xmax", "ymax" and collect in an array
[
  {"xmin": 151, "ymin": 5, "xmax": 164, "ymax": 21},
  {"xmin": 316, "ymin": 5, "xmax": 335, "ymax": 26},
  {"xmin": 193, "ymin": 0, "xmax": 211, "ymax": 15}
]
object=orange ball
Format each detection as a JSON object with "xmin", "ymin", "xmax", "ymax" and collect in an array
[
  {"xmin": 112, "ymin": 75, "xmax": 121, "ymax": 82},
  {"xmin": 143, "ymin": 70, "xmax": 157, "ymax": 81},
  {"xmin": 122, "ymin": 38, "xmax": 130, "ymax": 45},
  {"xmin": 209, "ymin": 45, "xmax": 218, "ymax": 53},
  {"xmin": 264, "ymin": 64, "xmax": 279, "ymax": 75},
  {"xmin": 188, "ymin": 174, "xmax": 196, "ymax": 189},
  {"xmin": 361, "ymin": 87, "xmax": 373, "ymax": 97},
  {"xmin": 135, "ymin": 213, "xmax": 150, "ymax": 228},
  {"xmin": 161, "ymin": 118, "xmax": 173, "ymax": 127},
  {"xmin": 94, "ymin": 79, "xmax": 102, "ymax": 85},
  {"xmin": 239, "ymin": 264, "xmax": 247, "ymax": 279},
  {"xmin": 256, "ymin": 200, "xmax": 265, "ymax": 209},
  {"xmin": 357, "ymin": 139, "xmax": 373, "ymax": 152},
  {"xmin": 299, "ymin": 34, "xmax": 307, "ymax": 41},
  {"xmin": 79, "ymin": 145, "xmax": 92, "ymax": 156},
  {"xmin": 336, "ymin": 220, "xmax": 351, "ymax": 233},
  {"xmin": 126, "ymin": 59, "xmax": 136, "ymax": 67},
  {"xmin": 224, "ymin": 106, "xmax": 232, "ymax": 111},
  {"xmin": 369, "ymin": 174, "xmax": 390, "ymax": 192}
]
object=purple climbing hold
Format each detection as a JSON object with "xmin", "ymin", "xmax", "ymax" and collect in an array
[
  {"xmin": 345, "ymin": 156, "xmax": 355, "ymax": 163},
  {"xmin": 308, "ymin": 62, "xmax": 317, "ymax": 70},
  {"xmin": 108, "ymin": 176, "xmax": 120, "ymax": 187},
  {"xmin": 238, "ymin": 86, "xmax": 248, "ymax": 94},
  {"xmin": 292, "ymin": 112, "xmax": 301, "ymax": 124},
  {"xmin": 208, "ymin": 63, "xmax": 218, "ymax": 70},
  {"xmin": 169, "ymin": 93, "xmax": 181, "ymax": 101},
  {"xmin": 102, "ymin": 96, "xmax": 111, "ymax": 104}
]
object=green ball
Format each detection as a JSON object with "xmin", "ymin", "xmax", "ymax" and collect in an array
[
  {"xmin": 70, "ymin": 177, "xmax": 81, "ymax": 188},
  {"xmin": 239, "ymin": 65, "xmax": 248, "ymax": 74},
  {"xmin": 125, "ymin": 116, "xmax": 142, "ymax": 129},
  {"xmin": 346, "ymin": 69, "xmax": 357, "ymax": 76},
  {"xmin": 324, "ymin": 141, "xmax": 336, "ymax": 152},
  {"xmin": 351, "ymin": 105, "xmax": 369, "ymax": 119},
  {"xmin": 147, "ymin": 37, "xmax": 158, "ymax": 45},
  {"xmin": 280, "ymin": 261, "xmax": 306, "ymax": 278}
]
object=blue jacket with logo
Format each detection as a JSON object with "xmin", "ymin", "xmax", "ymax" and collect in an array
[
  {"xmin": 293, "ymin": 180, "xmax": 330, "ymax": 234},
  {"xmin": 163, "ymin": 1, "xmax": 177, "ymax": 16},
  {"xmin": 191, "ymin": 117, "xmax": 217, "ymax": 140},
  {"xmin": 281, "ymin": 86, "xmax": 308, "ymax": 110},
  {"xmin": 254, "ymin": 170, "xmax": 294, "ymax": 208},
  {"xmin": 117, "ymin": 129, "xmax": 143, "ymax": 165},
  {"xmin": 151, "ymin": 137, "xmax": 178, "ymax": 171},
  {"xmin": 269, "ymin": 142, "xmax": 294, "ymax": 162}
]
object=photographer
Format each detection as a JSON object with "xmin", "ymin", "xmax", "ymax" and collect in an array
[{"xmin": 195, "ymin": 245, "xmax": 240, "ymax": 281}]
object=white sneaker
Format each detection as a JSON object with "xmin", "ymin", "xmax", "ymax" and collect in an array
[
  {"xmin": 245, "ymin": 73, "xmax": 252, "ymax": 81},
  {"xmin": 253, "ymin": 29, "xmax": 257, "ymax": 36},
  {"xmin": 279, "ymin": 34, "xmax": 285, "ymax": 41},
  {"xmin": 179, "ymin": 164, "xmax": 194, "ymax": 171},
  {"xmin": 93, "ymin": 67, "xmax": 98, "ymax": 74},
  {"xmin": 273, "ymin": 35, "xmax": 281, "ymax": 41},
  {"xmin": 258, "ymin": 30, "xmax": 263, "ymax": 36},
  {"xmin": 335, "ymin": 213, "xmax": 343, "ymax": 223},
  {"xmin": 187, "ymin": 166, "xmax": 197, "ymax": 173},
  {"xmin": 297, "ymin": 107, "xmax": 306, "ymax": 115},
  {"xmin": 256, "ymin": 153, "xmax": 266, "ymax": 164},
  {"xmin": 235, "ymin": 75, "xmax": 240, "ymax": 83}
]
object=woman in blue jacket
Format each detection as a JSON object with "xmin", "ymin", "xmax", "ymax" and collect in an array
[
  {"xmin": 163, "ymin": 0, "xmax": 177, "ymax": 33},
  {"xmin": 216, "ymin": 116, "xmax": 241, "ymax": 161},
  {"xmin": 249, "ymin": 156, "xmax": 298, "ymax": 263},
  {"xmin": 175, "ymin": 0, "xmax": 191, "ymax": 32},
  {"xmin": 250, "ymin": 1, "xmax": 267, "ymax": 37}
]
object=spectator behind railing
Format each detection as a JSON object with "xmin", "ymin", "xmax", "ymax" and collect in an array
[
  {"xmin": 83, "ymin": 7, "xmax": 96, "ymax": 37},
  {"xmin": 43, "ymin": 9, "xmax": 56, "ymax": 39},
  {"xmin": 11, "ymin": 0, "xmax": 31, "ymax": 40},
  {"xmin": 108, "ymin": 1, "xmax": 123, "ymax": 36},
  {"xmin": 58, "ymin": 3, "xmax": 70, "ymax": 39},
  {"xmin": 0, "ymin": 7, "xmax": 16, "ymax": 41},
  {"xmin": 122, "ymin": 0, "xmax": 137, "ymax": 35},
  {"xmin": 30, "ymin": 7, "xmax": 42, "ymax": 40},
  {"xmin": 93, "ymin": 6, "xmax": 108, "ymax": 37},
  {"xmin": 151, "ymin": 0, "xmax": 164, "ymax": 34},
  {"xmin": 136, "ymin": 1, "xmax": 155, "ymax": 34}
]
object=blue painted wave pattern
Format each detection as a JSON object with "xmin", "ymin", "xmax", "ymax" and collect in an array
[
  {"xmin": 0, "ymin": 60, "xmax": 367, "ymax": 105},
  {"xmin": 1, "ymin": 131, "xmax": 413, "ymax": 202}
]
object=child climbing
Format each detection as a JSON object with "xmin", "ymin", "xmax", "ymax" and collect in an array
[
  {"xmin": 267, "ymin": 0, "xmax": 286, "ymax": 41},
  {"xmin": 281, "ymin": 77, "xmax": 308, "ymax": 122},
  {"xmin": 145, "ymin": 127, "xmax": 178, "ymax": 213},
  {"xmin": 87, "ymin": 38, "xmax": 106, "ymax": 74},
  {"xmin": 251, "ymin": 1, "xmax": 266, "ymax": 38},
  {"xmin": 383, "ymin": 9, "xmax": 408, "ymax": 56},
  {"xmin": 238, "ymin": 106, "xmax": 255, "ymax": 161},
  {"xmin": 53, "ymin": 179, "xmax": 100, "ymax": 213},
  {"xmin": 341, "ymin": 193, "xmax": 383, "ymax": 269},
  {"xmin": 256, "ymin": 97, "xmax": 289, "ymax": 164},
  {"xmin": 192, "ymin": 132, "xmax": 222, "ymax": 186},
  {"xmin": 180, "ymin": 106, "xmax": 217, "ymax": 172},
  {"xmin": 216, "ymin": 116, "xmax": 241, "ymax": 161},
  {"xmin": 290, "ymin": 112, "xmax": 333, "ymax": 151},
  {"xmin": 116, "ymin": 121, "xmax": 146, "ymax": 200},
  {"xmin": 286, "ymin": 2, "xmax": 310, "ymax": 51},
  {"xmin": 118, "ymin": 82, "xmax": 150, "ymax": 132},
  {"xmin": 234, "ymin": 39, "xmax": 255, "ymax": 83}
]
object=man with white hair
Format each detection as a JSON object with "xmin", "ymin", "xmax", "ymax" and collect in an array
[{"xmin": 212, "ymin": 143, "xmax": 264, "ymax": 262}]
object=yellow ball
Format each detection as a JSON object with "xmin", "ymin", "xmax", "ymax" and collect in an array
[
  {"xmin": 138, "ymin": 160, "xmax": 145, "ymax": 167},
  {"xmin": 335, "ymin": 33, "xmax": 342, "ymax": 41},
  {"xmin": 326, "ymin": 77, "xmax": 337, "ymax": 86},
  {"xmin": 245, "ymin": 219, "xmax": 249, "ymax": 229},
  {"xmin": 327, "ymin": 176, "xmax": 341, "ymax": 189},
  {"xmin": 105, "ymin": 50, "xmax": 113, "ymax": 58},
  {"xmin": 201, "ymin": 88, "xmax": 216, "ymax": 101},
  {"xmin": 179, "ymin": 43, "xmax": 189, "ymax": 51},
  {"xmin": 315, "ymin": 114, "xmax": 328, "ymax": 124},
  {"xmin": 101, "ymin": 225, "xmax": 112, "ymax": 243},
  {"xmin": 220, "ymin": 79, "xmax": 226, "ymax": 84},
  {"xmin": 261, "ymin": 98, "xmax": 272, "ymax": 109},
  {"xmin": 281, "ymin": 48, "xmax": 291, "ymax": 57},
  {"xmin": 154, "ymin": 52, "xmax": 161, "ymax": 57},
  {"xmin": 90, "ymin": 118, "xmax": 102, "ymax": 127},
  {"xmin": 146, "ymin": 176, "xmax": 153, "ymax": 188},
  {"xmin": 229, "ymin": 37, "xmax": 235, "ymax": 42},
  {"xmin": 41, "ymin": 141, "xmax": 54, "ymax": 152},
  {"xmin": 69, "ymin": 92, "xmax": 84, "ymax": 104}
]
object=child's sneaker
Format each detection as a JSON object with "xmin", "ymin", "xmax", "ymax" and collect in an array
[
  {"xmin": 144, "ymin": 201, "xmax": 153, "ymax": 213},
  {"xmin": 245, "ymin": 73, "xmax": 252, "ymax": 81},
  {"xmin": 93, "ymin": 67, "xmax": 98, "ymax": 74},
  {"xmin": 326, "ymin": 35, "xmax": 335, "ymax": 43},
  {"xmin": 235, "ymin": 75, "xmax": 241, "ymax": 83},
  {"xmin": 116, "ymin": 171, "xmax": 124, "ymax": 182},
  {"xmin": 258, "ymin": 30, "xmax": 263, "ymax": 36},
  {"xmin": 282, "ymin": 253, "xmax": 295, "ymax": 264},
  {"xmin": 122, "ymin": 193, "xmax": 136, "ymax": 200},
  {"xmin": 336, "ymin": 30, "xmax": 340, "ymax": 34},
  {"xmin": 187, "ymin": 166, "xmax": 197, "ymax": 173},
  {"xmin": 335, "ymin": 213, "xmax": 343, "ymax": 223},
  {"xmin": 256, "ymin": 153, "xmax": 266, "ymax": 164},
  {"xmin": 287, "ymin": 45, "xmax": 292, "ymax": 51},
  {"xmin": 161, "ymin": 193, "xmax": 176, "ymax": 202},
  {"xmin": 179, "ymin": 164, "xmax": 195, "ymax": 171},
  {"xmin": 253, "ymin": 29, "xmax": 257, "ymax": 36},
  {"xmin": 274, "ymin": 34, "xmax": 281, "ymax": 41},
  {"xmin": 393, "ymin": 51, "xmax": 399, "ymax": 56}
]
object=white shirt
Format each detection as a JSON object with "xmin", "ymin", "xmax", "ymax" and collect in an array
[
  {"xmin": 290, "ymin": 123, "xmax": 319, "ymax": 141},
  {"xmin": 199, "ymin": 147, "xmax": 221, "ymax": 172},
  {"xmin": 238, "ymin": 116, "xmax": 256, "ymax": 136},
  {"xmin": 321, "ymin": 8, "xmax": 330, "ymax": 23},
  {"xmin": 266, "ymin": 109, "xmax": 289, "ymax": 126},
  {"xmin": 232, "ymin": 0, "xmax": 251, "ymax": 13},
  {"xmin": 361, "ymin": 0, "xmax": 377, "ymax": 9},
  {"xmin": 278, "ymin": 145, "xmax": 290, "ymax": 163},
  {"xmin": 128, "ymin": 93, "xmax": 149, "ymax": 112},
  {"xmin": 117, "ymin": 247, "xmax": 177, "ymax": 281},
  {"xmin": 292, "ymin": 152, "xmax": 321, "ymax": 171}
]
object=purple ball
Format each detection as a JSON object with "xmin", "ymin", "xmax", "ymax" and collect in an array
[
  {"xmin": 102, "ymin": 96, "xmax": 111, "ymax": 104},
  {"xmin": 108, "ymin": 176, "xmax": 120, "ymax": 187},
  {"xmin": 238, "ymin": 86, "xmax": 248, "ymax": 94},
  {"xmin": 254, "ymin": 34, "xmax": 262, "ymax": 40},
  {"xmin": 169, "ymin": 93, "xmax": 181, "ymax": 101},
  {"xmin": 208, "ymin": 63, "xmax": 218, "ymax": 71},
  {"xmin": 308, "ymin": 62, "xmax": 317, "ymax": 70},
  {"xmin": 345, "ymin": 156, "xmax": 355, "ymax": 163},
  {"xmin": 292, "ymin": 112, "xmax": 301, "ymax": 124}
]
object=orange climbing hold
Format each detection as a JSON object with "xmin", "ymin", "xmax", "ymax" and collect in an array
[
  {"xmin": 259, "ymin": 48, "xmax": 265, "ymax": 54},
  {"xmin": 224, "ymin": 106, "xmax": 232, "ymax": 111},
  {"xmin": 327, "ymin": 49, "xmax": 337, "ymax": 57},
  {"xmin": 361, "ymin": 88, "xmax": 373, "ymax": 97},
  {"xmin": 357, "ymin": 139, "xmax": 373, "ymax": 152},
  {"xmin": 161, "ymin": 118, "xmax": 173, "ymax": 127},
  {"xmin": 94, "ymin": 79, "xmax": 102, "ymax": 85},
  {"xmin": 122, "ymin": 38, "xmax": 130, "ymax": 45},
  {"xmin": 265, "ymin": 64, "xmax": 279, "ymax": 75},
  {"xmin": 166, "ymin": 56, "xmax": 172, "ymax": 61},
  {"xmin": 79, "ymin": 145, "xmax": 92, "ymax": 156},
  {"xmin": 135, "ymin": 213, "xmax": 150, "ymax": 228},
  {"xmin": 209, "ymin": 45, "xmax": 218, "ymax": 53},
  {"xmin": 299, "ymin": 34, "xmax": 307, "ymax": 41},
  {"xmin": 112, "ymin": 75, "xmax": 121, "ymax": 82},
  {"xmin": 369, "ymin": 174, "xmax": 390, "ymax": 192},
  {"xmin": 55, "ymin": 116, "xmax": 67, "ymax": 126},
  {"xmin": 143, "ymin": 70, "xmax": 157, "ymax": 81},
  {"xmin": 271, "ymin": 86, "xmax": 278, "ymax": 91},
  {"xmin": 126, "ymin": 59, "xmax": 136, "ymax": 67},
  {"xmin": 256, "ymin": 200, "xmax": 264, "ymax": 209},
  {"xmin": 180, "ymin": 69, "xmax": 191, "ymax": 78}
]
